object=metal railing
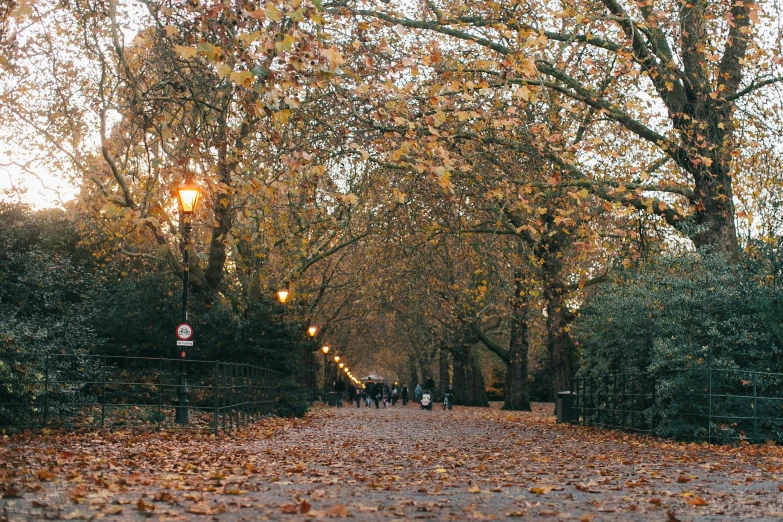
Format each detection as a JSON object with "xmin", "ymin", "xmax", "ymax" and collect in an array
[
  {"xmin": 572, "ymin": 369, "xmax": 783, "ymax": 444},
  {"xmin": 0, "ymin": 352, "xmax": 280, "ymax": 434}
]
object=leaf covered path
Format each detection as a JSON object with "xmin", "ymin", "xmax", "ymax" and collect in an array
[{"xmin": 2, "ymin": 404, "xmax": 783, "ymax": 520}]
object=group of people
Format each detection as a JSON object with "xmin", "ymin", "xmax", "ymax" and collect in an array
[{"xmin": 331, "ymin": 376, "xmax": 454, "ymax": 409}]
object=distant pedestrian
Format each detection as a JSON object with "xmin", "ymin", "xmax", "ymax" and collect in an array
[
  {"xmin": 391, "ymin": 383, "xmax": 399, "ymax": 406},
  {"xmin": 414, "ymin": 384, "xmax": 422, "ymax": 404},
  {"xmin": 423, "ymin": 376, "xmax": 436, "ymax": 395},
  {"xmin": 382, "ymin": 383, "xmax": 391, "ymax": 408},
  {"xmin": 347, "ymin": 382, "xmax": 356, "ymax": 405},
  {"xmin": 355, "ymin": 387, "xmax": 362, "ymax": 407},
  {"xmin": 334, "ymin": 377, "xmax": 346, "ymax": 408},
  {"xmin": 401, "ymin": 384, "xmax": 409, "ymax": 406}
]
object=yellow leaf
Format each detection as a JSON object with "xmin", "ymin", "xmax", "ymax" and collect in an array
[
  {"xmin": 164, "ymin": 25, "xmax": 179, "ymax": 38},
  {"xmin": 175, "ymin": 45, "xmax": 198, "ymax": 59},
  {"xmin": 467, "ymin": 486, "xmax": 481, "ymax": 493},
  {"xmin": 230, "ymin": 70, "xmax": 255, "ymax": 88},
  {"xmin": 341, "ymin": 193, "xmax": 359, "ymax": 205},
  {"xmin": 322, "ymin": 47, "xmax": 345, "ymax": 69},
  {"xmin": 265, "ymin": 3, "xmax": 282, "ymax": 22},
  {"xmin": 275, "ymin": 34, "xmax": 295, "ymax": 53}
]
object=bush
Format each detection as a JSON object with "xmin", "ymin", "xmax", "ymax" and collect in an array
[{"xmin": 575, "ymin": 247, "xmax": 783, "ymax": 442}]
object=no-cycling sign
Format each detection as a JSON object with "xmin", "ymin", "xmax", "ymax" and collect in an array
[{"xmin": 176, "ymin": 323, "xmax": 194, "ymax": 347}]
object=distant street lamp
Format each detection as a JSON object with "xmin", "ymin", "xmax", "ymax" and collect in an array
[
  {"xmin": 321, "ymin": 345, "xmax": 330, "ymax": 403},
  {"xmin": 334, "ymin": 355, "xmax": 340, "ymax": 363},
  {"xmin": 175, "ymin": 180, "xmax": 200, "ymax": 425},
  {"xmin": 277, "ymin": 282, "xmax": 290, "ymax": 304},
  {"xmin": 308, "ymin": 325, "xmax": 318, "ymax": 337}
]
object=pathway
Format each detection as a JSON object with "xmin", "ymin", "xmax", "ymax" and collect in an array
[{"xmin": 2, "ymin": 403, "xmax": 783, "ymax": 520}]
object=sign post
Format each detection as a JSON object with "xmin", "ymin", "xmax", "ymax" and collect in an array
[{"xmin": 175, "ymin": 323, "xmax": 193, "ymax": 424}]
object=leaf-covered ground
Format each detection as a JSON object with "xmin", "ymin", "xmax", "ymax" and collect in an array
[{"xmin": 2, "ymin": 403, "xmax": 783, "ymax": 521}]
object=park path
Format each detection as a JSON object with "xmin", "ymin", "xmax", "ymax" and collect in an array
[{"xmin": 2, "ymin": 402, "xmax": 783, "ymax": 521}]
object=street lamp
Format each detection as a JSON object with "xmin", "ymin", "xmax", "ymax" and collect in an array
[
  {"xmin": 175, "ymin": 180, "xmax": 200, "ymax": 425},
  {"xmin": 321, "ymin": 345, "xmax": 330, "ymax": 403},
  {"xmin": 277, "ymin": 282, "xmax": 290, "ymax": 303},
  {"xmin": 308, "ymin": 325, "xmax": 318, "ymax": 337},
  {"xmin": 334, "ymin": 355, "xmax": 340, "ymax": 363},
  {"xmin": 339, "ymin": 362, "xmax": 345, "ymax": 369}
]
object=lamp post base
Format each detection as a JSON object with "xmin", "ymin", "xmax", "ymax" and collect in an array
[{"xmin": 175, "ymin": 365, "xmax": 189, "ymax": 425}]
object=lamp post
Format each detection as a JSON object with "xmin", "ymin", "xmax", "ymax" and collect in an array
[
  {"xmin": 175, "ymin": 180, "xmax": 200, "ymax": 425},
  {"xmin": 321, "ymin": 345, "xmax": 330, "ymax": 403},
  {"xmin": 308, "ymin": 326, "xmax": 318, "ymax": 401}
]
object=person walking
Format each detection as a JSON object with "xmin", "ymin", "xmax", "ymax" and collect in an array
[
  {"xmin": 442, "ymin": 384, "xmax": 454, "ymax": 410},
  {"xmin": 355, "ymin": 386, "xmax": 362, "ymax": 407},
  {"xmin": 391, "ymin": 383, "xmax": 399, "ymax": 406},
  {"xmin": 414, "ymin": 383, "xmax": 422, "ymax": 405},
  {"xmin": 334, "ymin": 377, "xmax": 346, "ymax": 408},
  {"xmin": 382, "ymin": 383, "xmax": 390, "ymax": 408},
  {"xmin": 423, "ymin": 376, "xmax": 436, "ymax": 396},
  {"xmin": 401, "ymin": 384, "xmax": 409, "ymax": 406},
  {"xmin": 347, "ymin": 381, "xmax": 356, "ymax": 406}
]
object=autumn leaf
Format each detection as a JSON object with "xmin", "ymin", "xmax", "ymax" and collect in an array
[
  {"xmin": 328, "ymin": 504, "xmax": 350, "ymax": 517},
  {"xmin": 36, "ymin": 469, "xmax": 55, "ymax": 482},
  {"xmin": 174, "ymin": 45, "xmax": 198, "ymax": 59},
  {"xmin": 281, "ymin": 503, "xmax": 298, "ymax": 514}
]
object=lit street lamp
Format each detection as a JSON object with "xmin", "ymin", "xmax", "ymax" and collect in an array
[
  {"xmin": 277, "ymin": 282, "xmax": 290, "ymax": 303},
  {"xmin": 308, "ymin": 325, "xmax": 318, "ymax": 337},
  {"xmin": 175, "ymin": 180, "xmax": 200, "ymax": 425},
  {"xmin": 321, "ymin": 345, "xmax": 330, "ymax": 403}
]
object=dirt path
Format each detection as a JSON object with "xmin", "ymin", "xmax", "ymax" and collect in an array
[{"xmin": 2, "ymin": 403, "xmax": 783, "ymax": 520}]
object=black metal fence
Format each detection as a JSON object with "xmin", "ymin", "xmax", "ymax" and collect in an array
[
  {"xmin": 0, "ymin": 352, "xmax": 280, "ymax": 434},
  {"xmin": 572, "ymin": 369, "xmax": 783, "ymax": 444}
]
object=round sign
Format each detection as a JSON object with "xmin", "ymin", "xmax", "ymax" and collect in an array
[{"xmin": 176, "ymin": 323, "xmax": 193, "ymax": 341}]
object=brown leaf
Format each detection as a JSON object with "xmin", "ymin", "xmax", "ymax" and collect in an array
[
  {"xmin": 676, "ymin": 475, "xmax": 691, "ymax": 483},
  {"xmin": 36, "ymin": 469, "xmax": 56, "ymax": 482},
  {"xmin": 300, "ymin": 499, "xmax": 311, "ymax": 514},
  {"xmin": 187, "ymin": 503, "xmax": 218, "ymax": 515},
  {"xmin": 281, "ymin": 504, "xmax": 299, "ymax": 514},
  {"xmin": 686, "ymin": 497, "xmax": 708, "ymax": 506},
  {"xmin": 136, "ymin": 498, "xmax": 155, "ymax": 512},
  {"xmin": 666, "ymin": 510, "xmax": 683, "ymax": 522},
  {"xmin": 2, "ymin": 486, "xmax": 22, "ymax": 498},
  {"xmin": 328, "ymin": 504, "xmax": 350, "ymax": 517}
]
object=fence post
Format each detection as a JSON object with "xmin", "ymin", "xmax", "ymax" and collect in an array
[
  {"xmin": 157, "ymin": 357, "xmax": 162, "ymax": 431},
  {"xmin": 222, "ymin": 363, "xmax": 227, "ymax": 431},
  {"xmin": 43, "ymin": 354, "xmax": 49, "ymax": 427},
  {"xmin": 214, "ymin": 361, "xmax": 219, "ymax": 436},
  {"xmin": 753, "ymin": 371, "xmax": 758, "ymax": 442},
  {"xmin": 621, "ymin": 373, "xmax": 626, "ymax": 430},
  {"xmin": 101, "ymin": 354, "xmax": 107, "ymax": 429},
  {"xmin": 230, "ymin": 364, "xmax": 235, "ymax": 429},
  {"xmin": 708, "ymin": 369, "xmax": 713, "ymax": 444}
]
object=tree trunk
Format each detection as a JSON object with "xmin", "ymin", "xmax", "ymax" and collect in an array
[
  {"xmin": 546, "ymin": 294, "xmax": 577, "ymax": 400},
  {"xmin": 452, "ymin": 341, "xmax": 489, "ymax": 407},
  {"xmin": 408, "ymin": 352, "xmax": 419, "ymax": 388},
  {"xmin": 503, "ymin": 280, "xmax": 531, "ymax": 410},
  {"xmin": 438, "ymin": 345, "xmax": 450, "ymax": 393}
]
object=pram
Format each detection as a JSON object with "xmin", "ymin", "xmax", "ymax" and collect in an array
[{"xmin": 420, "ymin": 389, "xmax": 433, "ymax": 410}]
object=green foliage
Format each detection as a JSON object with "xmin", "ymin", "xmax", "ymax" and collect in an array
[
  {"xmin": 0, "ymin": 203, "xmax": 100, "ymax": 426},
  {"xmin": 575, "ymin": 248, "xmax": 783, "ymax": 442},
  {"xmin": 0, "ymin": 203, "xmax": 311, "ymax": 424},
  {"xmin": 576, "ymin": 250, "xmax": 782, "ymax": 377}
]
